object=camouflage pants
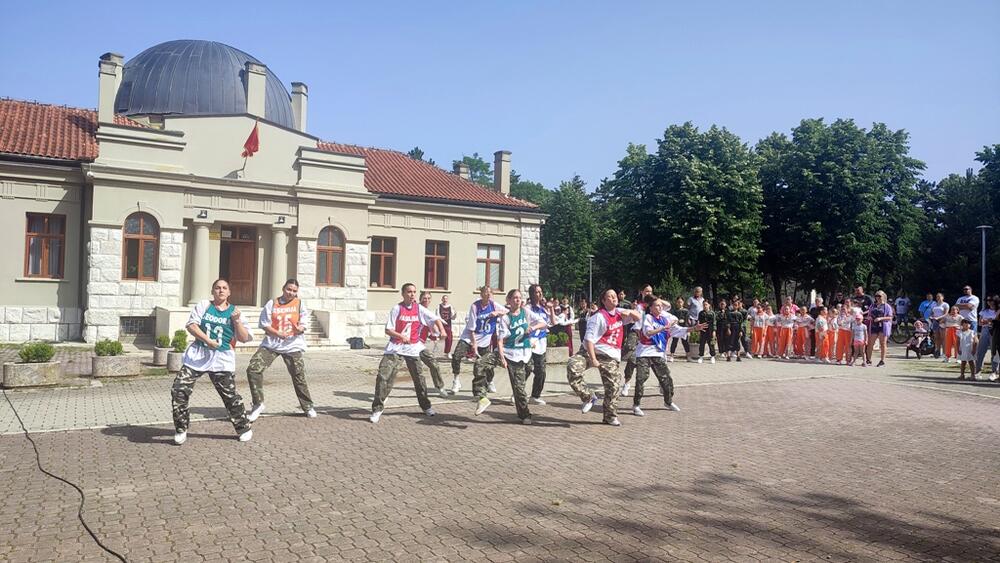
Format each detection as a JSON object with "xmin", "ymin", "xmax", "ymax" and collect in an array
[
  {"xmin": 505, "ymin": 359, "xmax": 531, "ymax": 420},
  {"xmin": 452, "ymin": 340, "xmax": 495, "ymax": 383},
  {"xmin": 372, "ymin": 353, "xmax": 431, "ymax": 413},
  {"xmin": 524, "ymin": 351, "xmax": 546, "ymax": 398},
  {"xmin": 171, "ymin": 365, "xmax": 250, "ymax": 434},
  {"xmin": 634, "ymin": 356, "xmax": 674, "ymax": 407},
  {"xmin": 419, "ymin": 348, "xmax": 445, "ymax": 389},
  {"xmin": 566, "ymin": 351, "xmax": 622, "ymax": 423},
  {"xmin": 246, "ymin": 348, "xmax": 312, "ymax": 410},
  {"xmin": 622, "ymin": 330, "xmax": 639, "ymax": 383},
  {"xmin": 472, "ymin": 351, "xmax": 502, "ymax": 399}
]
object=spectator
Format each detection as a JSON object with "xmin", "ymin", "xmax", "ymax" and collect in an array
[
  {"xmin": 930, "ymin": 293, "xmax": 950, "ymax": 358},
  {"xmin": 955, "ymin": 285, "xmax": 980, "ymax": 333},
  {"xmin": 866, "ymin": 290, "xmax": 894, "ymax": 367},
  {"xmin": 687, "ymin": 286, "xmax": 706, "ymax": 326},
  {"xmin": 975, "ymin": 295, "xmax": 997, "ymax": 376},
  {"xmin": 894, "ymin": 291, "xmax": 911, "ymax": 321},
  {"xmin": 851, "ymin": 286, "xmax": 874, "ymax": 316},
  {"xmin": 918, "ymin": 293, "xmax": 935, "ymax": 322}
]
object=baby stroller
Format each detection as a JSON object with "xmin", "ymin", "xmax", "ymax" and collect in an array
[{"xmin": 905, "ymin": 321, "xmax": 934, "ymax": 359}]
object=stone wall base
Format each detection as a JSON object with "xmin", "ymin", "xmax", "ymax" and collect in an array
[{"xmin": 1, "ymin": 307, "xmax": 82, "ymax": 342}]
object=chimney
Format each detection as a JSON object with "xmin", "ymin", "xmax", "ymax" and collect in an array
[
  {"xmin": 493, "ymin": 150, "xmax": 511, "ymax": 195},
  {"xmin": 244, "ymin": 62, "xmax": 267, "ymax": 118},
  {"xmin": 97, "ymin": 52, "xmax": 123, "ymax": 124},
  {"xmin": 453, "ymin": 162, "xmax": 470, "ymax": 180},
  {"xmin": 291, "ymin": 82, "xmax": 308, "ymax": 132}
]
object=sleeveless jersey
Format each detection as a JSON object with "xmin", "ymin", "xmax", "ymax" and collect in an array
[
  {"xmin": 473, "ymin": 300, "xmax": 497, "ymax": 335},
  {"xmin": 597, "ymin": 308, "xmax": 624, "ymax": 349},
  {"xmin": 270, "ymin": 297, "xmax": 301, "ymax": 338},
  {"xmin": 199, "ymin": 303, "xmax": 236, "ymax": 351},
  {"xmin": 504, "ymin": 309, "xmax": 532, "ymax": 349},
  {"xmin": 638, "ymin": 314, "xmax": 668, "ymax": 352},
  {"xmin": 393, "ymin": 301, "xmax": 422, "ymax": 344},
  {"xmin": 529, "ymin": 304, "xmax": 549, "ymax": 339}
]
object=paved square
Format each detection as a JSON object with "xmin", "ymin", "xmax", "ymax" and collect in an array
[{"xmin": 2, "ymin": 350, "xmax": 999, "ymax": 562}]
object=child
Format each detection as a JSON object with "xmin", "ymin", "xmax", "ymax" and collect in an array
[
  {"xmin": 905, "ymin": 319, "xmax": 930, "ymax": 359},
  {"xmin": 794, "ymin": 309, "xmax": 813, "ymax": 358},
  {"xmin": 778, "ymin": 305, "xmax": 795, "ymax": 359},
  {"xmin": 751, "ymin": 305, "xmax": 767, "ymax": 358},
  {"xmin": 849, "ymin": 314, "xmax": 868, "ymax": 367},
  {"xmin": 836, "ymin": 306, "xmax": 853, "ymax": 364},
  {"xmin": 941, "ymin": 306, "xmax": 962, "ymax": 363},
  {"xmin": 764, "ymin": 305, "xmax": 778, "ymax": 357},
  {"xmin": 957, "ymin": 318, "xmax": 979, "ymax": 380},
  {"xmin": 814, "ymin": 306, "xmax": 830, "ymax": 363},
  {"xmin": 697, "ymin": 301, "xmax": 717, "ymax": 364}
]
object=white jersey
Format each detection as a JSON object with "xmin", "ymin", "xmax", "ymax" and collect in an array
[
  {"xmin": 181, "ymin": 300, "xmax": 252, "ymax": 373},
  {"xmin": 498, "ymin": 309, "xmax": 547, "ymax": 363},
  {"xmin": 584, "ymin": 307, "xmax": 631, "ymax": 361}
]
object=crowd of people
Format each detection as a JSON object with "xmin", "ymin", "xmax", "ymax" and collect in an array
[{"xmin": 167, "ymin": 277, "xmax": 999, "ymax": 444}]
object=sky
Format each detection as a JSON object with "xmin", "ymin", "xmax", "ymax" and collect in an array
[{"xmin": 2, "ymin": 1, "xmax": 997, "ymax": 190}]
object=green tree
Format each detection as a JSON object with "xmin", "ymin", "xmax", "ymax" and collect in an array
[
  {"xmin": 509, "ymin": 169, "xmax": 551, "ymax": 207},
  {"xmin": 540, "ymin": 175, "xmax": 595, "ymax": 295},
  {"xmin": 406, "ymin": 146, "xmax": 435, "ymax": 166},
  {"xmin": 453, "ymin": 153, "xmax": 493, "ymax": 186}
]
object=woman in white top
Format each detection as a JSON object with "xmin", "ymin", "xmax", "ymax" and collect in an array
[
  {"xmin": 930, "ymin": 293, "xmax": 950, "ymax": 358},
  {"xmin": 171, "ymin": 278, "xmax": 253, "ymax": 445}
]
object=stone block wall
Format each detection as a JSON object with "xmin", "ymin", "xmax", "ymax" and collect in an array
[
  {"xmin": 296, "ymin": 239, "xmax": 370, "ymax": 341},
  {"xmin": 83, "ymin": 226, "xmax": 184, "ymax": 342},
  {"xmin": 520, "ymin": 224, "xmax": 540, "ymax": 291},
  {"xmin": 0, "ymin": 306, "xmax": 82, "ymax": 342}
]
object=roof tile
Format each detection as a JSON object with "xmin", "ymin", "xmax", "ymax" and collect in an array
[{"xmin": 0, "ymin": 99, "xmax": 146, "ymax": 161}]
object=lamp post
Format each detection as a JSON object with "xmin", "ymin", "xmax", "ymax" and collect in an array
[
  {"xmin": 977, "ymin": 225, "xmax": 993, "ymax": 310},
  {"xmin": 587, "ymin": 254, "xmax": 594, "ymax": 305}
]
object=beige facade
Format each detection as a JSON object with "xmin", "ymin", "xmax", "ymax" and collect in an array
[{"xmin": 0, "ymin": 43, "xmax": 544, "ymax": 345}]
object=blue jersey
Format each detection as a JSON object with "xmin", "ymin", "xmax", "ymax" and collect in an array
[
  {"xmin": 474, "ymin": 300, "xmax": 497, "ymax": 335},
  {"xmin": 529, "ymin": 304, "xmax": 549, "ymax": 339}
]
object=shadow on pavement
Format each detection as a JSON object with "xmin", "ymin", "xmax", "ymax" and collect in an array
[
  {"xmin": 889, "ymin": 373, "xmax": 1000, "ymax": 388},
  {"xmin": 100, "ymin": 424, "xmax": 234, "ymax": 444}
]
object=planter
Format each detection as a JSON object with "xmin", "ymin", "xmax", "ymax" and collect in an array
[
  {"xmin": 3, "ymin": 361, "xmax": 66, "ymax": 388},
  {"xmin": 92, "ymin": 355, "xmax": 142, "ymax": 378},
  {"xmin": 166, "ymin": 351, "xmax": 184, "ymax": 373},
  {"xmin": 152, "ymin": 347, "xmax": 171, "ymax": 366},
  {"xmin": 545, "ymin": 347, "xmax": 571, "ymax": 364}
]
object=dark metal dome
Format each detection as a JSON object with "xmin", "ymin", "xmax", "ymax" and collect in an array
[{"xmin": 114, "ymin": 39, "xmax": 294, "ymax": 128}]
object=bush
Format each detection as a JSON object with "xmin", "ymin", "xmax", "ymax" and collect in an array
[
  {"xmin": 18, "ymin": 341, "xmax": 55, "ymax": 363},
  {"xmin": 556, "ymin": 332, "xmax": 570, "ymax": 347},
  {"xmin": 170, "ymin": 330, "xmax": 188, "ymax": 353},
  {"xmin": 546, "ymin": 333, "xmax": 559, "ymax": 348},
  {"xmin": 155, "ymin": 335, "xmax": 171, "ymax": 348},
  {"xmin": 94, "ymin": 339, "xmax": 124, "ymax": 357}
]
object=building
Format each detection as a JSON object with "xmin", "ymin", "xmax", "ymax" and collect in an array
[{"xmin": 0, "ymin": 39, "xmax": 544, "ymax": 345}]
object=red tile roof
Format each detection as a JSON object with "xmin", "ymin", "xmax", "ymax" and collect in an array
[
  {"xmin": 0, "ymin": 99, "xmax": 145, "ymax": 161},
  {"xmin": 318, "ymin": 142, "xmax": 538, "ymax": 210},
  {"xmin": 0, "ymin": 99, "xmax": 538, "ymax": 211}
]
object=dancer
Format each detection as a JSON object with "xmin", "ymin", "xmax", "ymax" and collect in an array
[
  {"xmin": 450, "ymin": 286, "xmax": 506, "ymax": 393},
  {"xmin": 622, "ymin": 284, "xmax": 653, "ymax": 396},
  {"xmin": 697, "ymin": 301, "xmax": 718, "ymax": 364},
  {"xmin": 246, "ymin": 278, "xmax": 314, "ymax": 422},
  {"xmin": 476, "ymin": 288, "xmax": 548, "ymax": 422},
  {"xmin": 524, "ymin": 284, "xmax": 555, "ymax": 405},
  {"xmin": 438, "ymin": 294, "xmax": 455, "ymax": 357},
  {"xmin": 370, "ymin": 283, "xmax": 445, "ymax": 423},
  {"xmin": 565, "ymin": 289, "xmax": 642, "ymax": 426},
  {"xmin": 669, "ymin": 297, "xmax": 691, "ymax": 361},
  {"xmin": 171, "ymin": 278, "xmax": 253, "ymax": 445},
  {"xmin": 633, "ymin": 295, "xmax": 701, "ymax": 416},
  {"xmin": 418, "ymin": 291, "xmax": 449, "ymax": 397}
]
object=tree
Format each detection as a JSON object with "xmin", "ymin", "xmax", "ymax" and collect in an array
[
  {"xmin": 406, "ymin": 146, "xmax": 435, "ymax": 166},
  {"xmin": 509, "ymin": 169, "xmax": 551, "ymax": 207},
  {"xmin": 539, "ymin": 175, "xmax": 595, "ymax": 296},
  {"xmin": 453, "ymin": 153, "xmax": 493, "ymax": 186}
]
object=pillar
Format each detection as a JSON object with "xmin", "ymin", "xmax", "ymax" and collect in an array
[
  {"xmin": 189, "ymin": 222, "xmax": 211, "ymax": 304},
  {"xmin": 270, "ymin": 227, "xmax": 289, "ymax": 298}
]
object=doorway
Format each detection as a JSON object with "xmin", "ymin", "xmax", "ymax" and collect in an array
[{"xmin": 220, "ymin": 225, "xmax": 257, "ymax": 306}]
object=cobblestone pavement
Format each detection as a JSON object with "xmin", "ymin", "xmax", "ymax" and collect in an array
[{"xmin": 2, "ymin": 347, "xmax": 1000, "ymax": 562}]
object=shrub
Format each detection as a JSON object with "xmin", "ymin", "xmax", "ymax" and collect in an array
[
  {"xmin": 556, "ymin": 332, "xmax": 570, "ymax": 347},
  {"xmin": 155, "ymin": 335, "xmax": 171, "ymax": 348},
  {"xmin": 94, "ymin": 339, "xmax": 124, "ymax": 357},
  {"xmin": 546, "ymin": 333, "xmax": 559, "ymax": 348},
  {"xmin": 170, "ymin": 330, "xmax": 188, "ymax": 353},
  {"xmin": 18, "ymin": 341, "xmax": 55, "ymax": 363}
]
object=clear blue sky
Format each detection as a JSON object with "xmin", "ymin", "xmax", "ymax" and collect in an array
[{"xmin": 2, "ymin": 1, "xmax": 997, "ymax": 190}]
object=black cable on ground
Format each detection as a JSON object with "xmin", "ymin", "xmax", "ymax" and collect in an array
[{"xmin": 2, "ymin": 387, "xmax": 128, "ymax": 562}]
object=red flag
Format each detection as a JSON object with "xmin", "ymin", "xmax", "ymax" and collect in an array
[{"xmin": 241, "ymin": 122, "xmax": 259, "ymax": 157}]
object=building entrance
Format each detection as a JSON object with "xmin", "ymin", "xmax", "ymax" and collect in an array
[{"xmin": 220, "ymin": 225, "xmax": 257, "ymax": 306}]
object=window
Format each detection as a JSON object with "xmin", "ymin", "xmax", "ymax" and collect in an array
[
  {"xmin": 317, "ymin": 227, "xmax": 346, "ymax": 286},
  {"xmin": 122, "ymin": 213, "xmax": 159, "ymax": 281},
  {"xmin": 476, "ymin": 244, "xmax": 504, "ymax": 291},
  {"xmin": 24, "ymin": 213, "xmax": 65, "ymax": 279},
  {"xmin": 424, "ymin": 240, "xmax": 449, "ymax": 290},
  {"xmin": 370, "ymin": 237, "xmax": 396, "ymax": 288}
]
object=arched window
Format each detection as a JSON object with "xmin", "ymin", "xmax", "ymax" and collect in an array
[
  {"xmin": 317, "ymin": 227, "xmax": 345, "ymax": 286},
  {"xmin": 122, "ymin": 212, "xmax": 159, "ymax": 281}
]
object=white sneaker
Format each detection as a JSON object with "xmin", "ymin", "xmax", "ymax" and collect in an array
[
  {"xmin": 304, "ymin": 407, "xmax": 317, "ymax": 418},
  {"xmin": 747, "ymin": 353, "xmax": 755, "ymax": 359},
  {"xmin": 475, "ymin": 397, "xmax": 491, "ymax": 415},
  {"xmin": 710, "ymin": 357, "xmax": 716, "ymax": 364},
  {"xmin": 621, "ymin": 383, "xmax": 631, "ymax": 397},
  {"xmin": 990, "ymin": 372, "xmax": 999, "ymax": 382},
  {"xmin": 238, "ymin": 429, "xmax": 253, "ymax": 442},
  {"xmin": 667, "ymin": 356, "xmax": 675, "ymax": 363},
  {"xmin": 369, "ymin": 410, "xmax": 383, "ymax": 424},
  {"xmin": 606, "ymin": 417, "xmax": 621, "ymax": 427},
  {"xmin": 247, "ymin": 403, "xmax": 265, "ymax": 422},
  {"xmin": 697, "ymin": 357, "xmax": 703, "ymax": 364},
  {"xmin": 450, "ymin": 378, "xmax": 461, "ymax": 394},
  {"xmin": 667, "ymin": 403, "xmax": 681, "ymax": 412},
  {"xmin": 438, "ymin": 387, "xmax": 449, "ymax": 398},
  {"xmin": 173, "ymin": 431, "xmax": 187, "ymax": 445},
  {"xmin": 522, "ymin": 416, "xmax": 533, "ymax": 425},
  {"xmin": 488, "ymin": 382, "xmax": 498, "ymax": 393},
  {"xmin": 529, "ymin": 397, "xmax": 547, "ymax": 405},
  {"xmin": 581, "ymin": 395, "xmax": 598, "ymax": 414},
  {"xmin": 632, "ymin": 406, "xmax": 645, "ymax": 417},
  {"xmin": 424, "ymin": 407, "xmax": 436, "ymax": 417}
]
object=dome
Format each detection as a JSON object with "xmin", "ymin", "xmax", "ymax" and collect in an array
[{"xmin": 114, "ymin": 39, "xmax": 295, "ymax": 128}]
